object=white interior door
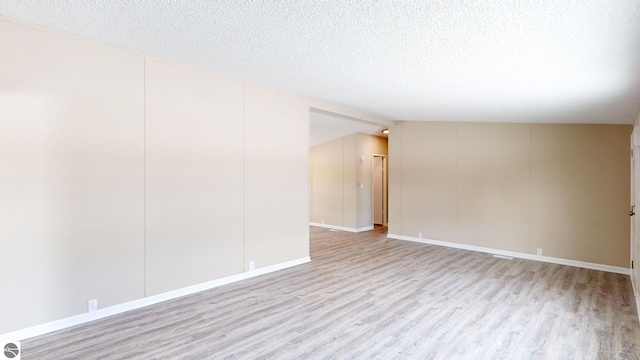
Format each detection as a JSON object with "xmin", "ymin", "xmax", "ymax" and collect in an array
[{"xmin": 373, "ymin": 155, "xmax": 385, "ymax": 225}]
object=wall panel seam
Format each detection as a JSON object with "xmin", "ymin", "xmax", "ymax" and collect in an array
[
  {"xmin": 242, "ymin": 83, "xmax": 246, "ymax": 271},
  {"xmin": 529, "ymin": 124, "xmax": 533, "ymax": 255},
  {"xmin": 143, "ymin": 57, "xmax": 147, "ymax": 297},
  {"xmin": 454, "ymin": 123, "xmax": 458, "ymax": 243}
]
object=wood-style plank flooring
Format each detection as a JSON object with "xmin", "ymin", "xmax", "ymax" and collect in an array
[{"xmin": 23, "ymin": 226, "xmax": 640, "ymax": 359}]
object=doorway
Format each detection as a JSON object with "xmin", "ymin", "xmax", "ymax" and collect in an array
[{"xmin": 373, "ymin": 154, "xmax": 386, "ymax": 226}]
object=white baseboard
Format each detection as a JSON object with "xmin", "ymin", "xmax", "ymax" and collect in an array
[
  {"xmin": 633, "ymin": 277, "xmax": 640, "ymax": 326},
  {"xmin": 0, "ymin": 256, "xmax": 311, "ymax": 343},
  {"xmin": 309, "ymin": 222, "xmax": 373, "ymax": 233},
  {"xmin": 387, "ymin": 233, "xmax": 630, "ymax": 275}
]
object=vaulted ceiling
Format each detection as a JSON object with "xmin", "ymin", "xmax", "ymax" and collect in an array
[{"xmin": 1, "ymin": 1, "xmax": 639, "ymax": 125}]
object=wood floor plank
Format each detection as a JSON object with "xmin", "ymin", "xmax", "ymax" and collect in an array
[{"xmin": 20, "ymin": 226, "xmax": 640, "ymax": 359}]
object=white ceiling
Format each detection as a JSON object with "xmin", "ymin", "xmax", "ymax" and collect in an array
[{"xmin": 1, "ymin": 1, "xmax": 640, "ymax": 124}]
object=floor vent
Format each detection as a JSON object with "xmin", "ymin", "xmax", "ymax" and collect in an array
[{"xmin": 492, "ymin": 254, "xmax": 513, "ymax": 260}]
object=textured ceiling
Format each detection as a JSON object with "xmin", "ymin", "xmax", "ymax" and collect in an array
[{"xmin": 1, "ymin": 1, "xmax": 640, "ymax": 124}]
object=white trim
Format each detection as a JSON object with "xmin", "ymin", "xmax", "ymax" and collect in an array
[
  {"xmin": 310, "ymin": 222, "xmax": 373, "ymax": 233},
  {"xmin": 0, "ymin": 256, "xmax": 310, "ymax": 343},
  {"xmin": 356, "ymin": 226, "xmax": 374, "ymax": 232},
  {"xmin": 372, "ymin": 154, "xmax": 387, "ymax": 227},
  {"xmin": 633, "ymin": 126, "xmax": 640, "ymax": 147},
  {"xmin": 633, "ymin": 278, "xmax": 640, "ymax": 326},
  {"xmin": 387, "ymin": 234, "xmax": 630, "ymax": 275}
]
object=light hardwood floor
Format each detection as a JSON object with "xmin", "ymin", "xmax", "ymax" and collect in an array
[{"xmin": 23, "ymin": 226, "xmax": 640, "ymax": 359}]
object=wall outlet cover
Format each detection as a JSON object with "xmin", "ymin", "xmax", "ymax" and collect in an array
[{"xmin": 88, "ymin": 299, "xmax": 98, "ymax": 312}]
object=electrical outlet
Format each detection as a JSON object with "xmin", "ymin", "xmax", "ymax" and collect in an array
[
  {"xmin": 418, "ymin": 232, "xmax": 423, "ymax": 239},
  {"xmin": 321, "ymin": 219, "xmax": 324, "ymax": 224},
  {"xmin": 88, "ymin": 299, "xmax": 98, "ymax": 312},
  {"xmin": 249, "ymin": 261, "xmax": 255, "ymax": 271},
  {"xmin": 536, "ymin": 248, "xmax": 543, "ymax": 256}
]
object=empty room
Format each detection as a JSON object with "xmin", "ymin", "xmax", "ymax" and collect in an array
[{"xmin": 1, "ymin": 1, "xmax": 640, "ymax": 359}]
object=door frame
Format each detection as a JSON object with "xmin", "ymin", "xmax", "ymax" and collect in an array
[
  {"xmin": 632, "ymin": 128, "xmax": 639, "ymax": 301},
  {"xmin": 372, "ymin": 154, "xmax": 387, "ymax": 226}
]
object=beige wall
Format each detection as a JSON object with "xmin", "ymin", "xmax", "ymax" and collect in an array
[
  {"xmin": 144, "ymin": 59, "xmax": 245, "ymax": 296},
  {"xmin": 244, "ymin": 84, "xmax": 310, "ymax": 270},
  {"xmin": 0, "ymin": 17, "xmax": 309, "ymax": 334},
  {"xmin": 344, "ymin": 135, "xmax": 359, "ymax": 228},
  {"xmin": 457, "ymin": 123, "xmax": 531, "ymax": 252},
  {"xmin": 389, "ymin": 122, "xmax": 631, "ymax": 268},
  {"xmin": 0, "ymin": 18, "xmax": 146, "ymax": 333},
  {"xmin": 530, "ymin": 125, "xmax": 630, "ymax": 266},
  {"xmin": 309, "ymin": 135, "xmax": 354, "ymax": 227},
  {"xmin": 390, "ymin": 122, "xmax": 457, "ymax": 241},
  {"xmin": 310, "ymin": 133, "xmax": 388, "ymax": 229}
]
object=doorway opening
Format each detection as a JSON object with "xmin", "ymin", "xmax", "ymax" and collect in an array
[
  {"xmin": 308, "ymin": 108, "xmax": 390, "ymax": 232},
  {"xmin": 373, "ymin": 154, "xmax": 387, "ymax": 226}
]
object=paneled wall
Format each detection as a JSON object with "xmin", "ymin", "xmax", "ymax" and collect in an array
[
  {"xmin": 389, "ymin": 122, "xmax": 631, "ymax": 268},
  {"xmin": 0, "ymin": 17, "xmax": 309, "ymax": 334},
  {"xmin": 144, "ymin": 59, "xmax": 245, "ymax": 296},
  {"xmin": 309, "ymin": 134, "xmax": 356, "ymax": 228},
  {"xmin": 456, "ymin": 123, "xmax": 531, "ymax": 252},
  {"xmin": 531, "ymin": 125, "xmax": 630, "ymax": 267},
  {"xmin": 0, "ymin": 18, "xmax": 146, "ymax": 334},
  {"xmin": 391, "ymin": 123, "xmax": 457, "ymax": 241},
  {"xmin": 244, "ymin": 84, "xmax": 310, "ymax": 270}
]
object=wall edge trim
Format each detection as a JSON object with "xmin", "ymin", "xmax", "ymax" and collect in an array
[
  {"xmin": 387, "ymin": 233, "xmax": 630, "ymax": 275},
  {"xmin": 309, "ymin": 222, "xmax": 373, "ymax": 233},
  {"xmin": 0, "ymin": 256, "xmax": 311, "ymax": 342},
  {"xmin": 632, "ymin": 277, "xmax": 640, "ymax": 326}
]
